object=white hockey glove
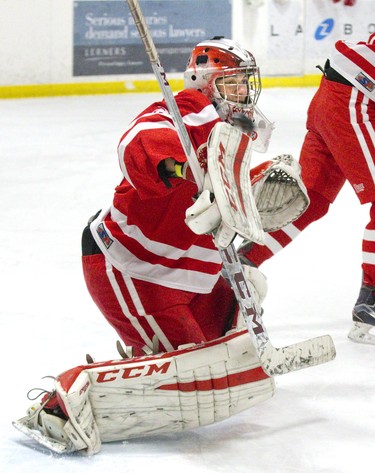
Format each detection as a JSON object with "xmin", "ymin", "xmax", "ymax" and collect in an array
[
  {"xmin": 251, "ymin": 154, "xmax": 309, "ymax": 232},
  {"xmin": 185, "ymin": 173, "xmax": 223, "ymax": 236}
]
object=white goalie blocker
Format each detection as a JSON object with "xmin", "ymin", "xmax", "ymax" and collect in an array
[
  {"xmin": 13, "ymin": 329, "xmax": 275, "ymax": 455},
  {"xmin": 185, "ymin": 122, "xmax": 309, "ymax": 249}
]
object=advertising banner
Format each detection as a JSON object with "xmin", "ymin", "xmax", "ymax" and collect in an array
[
  {"xmin": 304, "ymin": 1, "xmax": 375, "ymax": 74},
  {"xmin": 73, "ymin": 0, "xmax": 232, "ymax": 76},
  {"xmin": 266, "ymin": 0, "xmax": 304, "ymax": 76}
]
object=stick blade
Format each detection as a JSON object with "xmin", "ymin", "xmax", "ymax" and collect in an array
[{"xmin": 261, "ymin": 335, "xmax": 336, "ymax": 377}]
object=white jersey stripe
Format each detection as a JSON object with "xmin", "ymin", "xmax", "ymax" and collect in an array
[
  {"xmin": 280, "ymin": 222, "xmax": 300, "ymax": 240},
  {"xmin": 264, "ymin": 233, "xmax": 284, "ymax": 255},
  {"xmin": 91, "ymin": 213, "xmax": 220, "ymax": 293},
  {"xmin": 128, "ymin": 103, "xmax": 218, "ymax": 129},
  {"xmin": 363, "ymin": 229, "xmax": 375, "ymax": 242},
  {"xmin": 363, "ymin": 251, "xmax": 375, "ymax": 265},
  {"xmin": 349, "ymin": 90, "xmax": 375, "ymax": 184},
  {"xmin": 183, "ymin": 104, "xmax": 219, "ymax": 126},
  {"xmin": 111, "ymin": 206, "xmax": 222, "ymax": 264},
  {"xmin": 105, "ymin": 259, "xmax": 152, "ymax": 346},
  {"xmin": 122, "ymin": 273, "xmax": 174, "ymax": 352},
  {"xmin": 118, "ymin": 120, "xmax": 176, "ymax": 187}
]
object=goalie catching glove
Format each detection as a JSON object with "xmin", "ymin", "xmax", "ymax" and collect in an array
[{"xmin": 250, "ymin": 154, "xmax": 309, "ymax": 232}]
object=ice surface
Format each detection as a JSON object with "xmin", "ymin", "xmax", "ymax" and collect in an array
[{"xmin": 1, "ymin": 88, "xmax": 374, "ymax": 473}]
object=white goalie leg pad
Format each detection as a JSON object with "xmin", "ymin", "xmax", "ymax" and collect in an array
[
  {"xmin": 85, "ymin": 329, "xmax": 274, "ymax": 442},
  {"xmin": 13, "ymin": 401, "xmax": 78, "ymax": 454},
  {"xmin": 14, "ymin": 330, "xmax": 274, "ymax": 454},
  {"xmin": 44, "ymin": 329, "xmax": 274, "ymax": 449},
  {"xmin": 251, "ymin": 154, "xmax": 310, "ymax": 232},
  {"xmin": 207, "ymin": 122, "xmax": 265, "ymax": 247}
]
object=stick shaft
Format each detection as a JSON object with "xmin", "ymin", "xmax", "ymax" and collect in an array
[
  {"xmin": 125, "ymin": 0, "xmax": 336, "ymax": 376},
  {"xmin": 126, "ymin": 0, "xmax": 204, "ymax": 191}
]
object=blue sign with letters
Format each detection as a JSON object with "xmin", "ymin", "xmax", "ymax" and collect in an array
[{"xmin": 73, "ymin": 0, "xmax": 232, "ymax": 76}]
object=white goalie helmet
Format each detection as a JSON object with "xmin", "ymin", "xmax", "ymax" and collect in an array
[{"xmin": 184, "ymin": 36, "xmax": 261, "ymax": 125}]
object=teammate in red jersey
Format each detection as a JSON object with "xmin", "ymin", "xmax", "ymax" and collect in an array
[
  {"xmin": 81, "ymin": 37, "xmax": 272, "ymax": 356},
  {"xmin": 240, "ymin": 33, "xmax": 375, "ymax": 344}
]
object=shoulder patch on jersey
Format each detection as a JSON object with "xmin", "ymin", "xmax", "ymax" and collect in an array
[
  {"xmin": 97, "ymin": 223, "xmax": 113, "ymax": 249},
  {"xmin": 355, "ymin": 71, "xmax": 375, "ymax": 92}
]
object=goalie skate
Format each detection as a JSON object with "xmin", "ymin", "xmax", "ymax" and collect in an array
[
  {"xmin": 13, "ymin": 395, "xmax": 77, "ymax": 454},
  {"xmin": 13, "ymin": 415, "xmax": 73, "ymax": 454}
]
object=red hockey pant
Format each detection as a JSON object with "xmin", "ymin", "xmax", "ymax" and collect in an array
[
  {"xmin": 245, "ymin": 77, "xmax": 375, "ymax": 285},
  {"xmin": 82, "ymin": 254, "xmax": 237, "ymax": 355}
]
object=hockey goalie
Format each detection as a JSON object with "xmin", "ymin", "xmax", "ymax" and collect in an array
[
  {"xmin": 13, "ymin": 37, "xmax": 312, "ymax": 455},
  {"xmin": 12, "ymin": 148, "xmax": 309, "ymax": 455}
]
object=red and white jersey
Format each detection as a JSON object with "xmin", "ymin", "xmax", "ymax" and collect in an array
[
  {"xmin": 330, "ymin": 33, "xmax": 375, "ymax": 101},
  {"xmin": 90, "ymin": 89, "xmax": 223, "ymax": 294}
]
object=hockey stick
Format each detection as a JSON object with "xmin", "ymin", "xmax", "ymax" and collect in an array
[{"xmin": 125, "ymin": 0, "xmax": 336, "ymax": 376}]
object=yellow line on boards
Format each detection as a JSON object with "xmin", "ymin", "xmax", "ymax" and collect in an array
[{"xmin": 0, "ymin": 75, "xmax": 322, "ymax": 99}]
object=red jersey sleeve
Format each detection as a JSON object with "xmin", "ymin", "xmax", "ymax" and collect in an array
[{"xmin": 117, "ymin": 89, "xmax": 221, "ymax": 200}]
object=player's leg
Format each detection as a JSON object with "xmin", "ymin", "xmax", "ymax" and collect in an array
[
  {"xmin": 239, "ymin": 188, "xmax": 332, "ymax": 266},
  {"xmin": 350, "ymin": 203, "xmax": 375, "ymax": 343},
  {"xmin": 322, "ymin": 84, "xmax": 375, "ymax": 342},
  {"xmin": 241, "ymin": 130, "xmax": 345, "ymax": 266}
]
